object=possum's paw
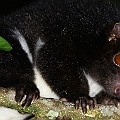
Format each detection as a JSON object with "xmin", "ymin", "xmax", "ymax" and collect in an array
[
  {"xmin": 96, "ymin": 92, "xmax": 119, "ymax": 107},
  {"xmin": 75, "ymin": 97, "xmax": 96, "ymax": 114},
  {"xmin": 15, "ymin": 82, "xmax": 40, "ymax": 107}
]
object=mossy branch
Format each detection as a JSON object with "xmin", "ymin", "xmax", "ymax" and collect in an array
[{"xmin": 0, "ymin": 87, "xmax": 120, "ymax": 120}]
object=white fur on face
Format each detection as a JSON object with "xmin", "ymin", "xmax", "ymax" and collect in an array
[
  {"xmin": 13, "ymin": 29, "xmax": 33, "ymax": 63},
  {"xmin": 33, "ymin": 67, "xmax": 59, "ymax": 99},
  {"xmin": 0, "ymin": 106, "xmax": 33, "ymax": 120},
  {"xmin": 84, "ymin": 71, "xmax": 104, "ymax": 97}
]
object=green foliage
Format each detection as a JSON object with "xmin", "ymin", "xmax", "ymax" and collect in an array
[{"xmin": 0, "ymin": 36, "xmax": 12, "ymax": 51}]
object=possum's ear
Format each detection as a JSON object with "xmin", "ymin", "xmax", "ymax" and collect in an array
[{"xmin": 108, "ymin": 22, "xmax": 120, "ymax": 41}]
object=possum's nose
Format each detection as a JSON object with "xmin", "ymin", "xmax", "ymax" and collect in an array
[{"xmin": 114, "ymin": 87, "xmax": 120, "ymax": 98}]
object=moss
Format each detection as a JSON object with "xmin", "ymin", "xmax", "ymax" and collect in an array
[{"xmin": 0, "ymin": 87, "xmax": 120, "ymax": 120}]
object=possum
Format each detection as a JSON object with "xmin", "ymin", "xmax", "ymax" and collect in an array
[{"xmin": 0, "ymin": 0, "xmax": 120, "ymax": 118}]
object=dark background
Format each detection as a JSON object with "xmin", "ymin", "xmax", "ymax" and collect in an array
[
  {"xmin": 0, "ymin": 0, "xmax": 35, "ymax": 15},
  {"xmin": 0, "ymin": 0, "xmax": 120, "ymax": 15}
]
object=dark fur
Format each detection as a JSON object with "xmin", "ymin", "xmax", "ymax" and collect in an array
[{"xmin": 0, "ymin": 0, "xmax": 120, "ymax": 113}]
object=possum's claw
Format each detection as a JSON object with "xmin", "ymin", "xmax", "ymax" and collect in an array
[
  {"xmin": 15, "ymin": 82, "xmax": 40, "ymax": 107},
  {"xmin": 75, "ymin": 97, "xmax": 96, "ymax": 114}
]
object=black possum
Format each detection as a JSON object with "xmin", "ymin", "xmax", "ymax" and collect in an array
[{"xmin": 0, "ymin": 0, "xmax": 120, "ymax": 118}]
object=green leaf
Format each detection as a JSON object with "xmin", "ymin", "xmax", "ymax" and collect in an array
[{"xmin": 0, "ymin": 36, "xmax": 12, "ymax": 51}]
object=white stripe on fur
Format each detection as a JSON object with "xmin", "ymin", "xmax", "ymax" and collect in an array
[
  {"xmin": 33, "ymin": 67, "xmax": 59, "ymax": 99},
  {"xmin": 34, "ymin": 37, "xmax": 45, "ymax": 63},
  {"xmin": 84, "ymin": 71, "xmax": 104, "ymax": 97},
  {"xmin": 13, "ymin": 29, "xmax": 33, "ymax": 63}
]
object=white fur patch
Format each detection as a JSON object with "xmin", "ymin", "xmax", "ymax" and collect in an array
[
  {"xmin": 33, "ymin": 67, "xmax": 59, "ymax": 99},
  {"xmin": 84, "ymin": 71, "xmax": 104, "ymax": 97},
  {"xmin": 35, "ymin": 37, "xmax": 45, "ymax": 54},
  {"xmin": 34, "ymin": 37, "xmax": 45, "ymax": 62},
  {"xmin": 0, "ymin": 106, "xmax": 32, "ymax": 120},
  {"xmin": 13, "ymin": 29, "xmax": 33, "ymax": 63},
  {"xmin": 33, "ymin": 38, "xmax": 59, "ymax": 99}
]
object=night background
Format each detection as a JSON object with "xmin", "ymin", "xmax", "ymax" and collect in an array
[{"xmin": 0, "ymin": 0, "xmax": 120, "ymax": 15}]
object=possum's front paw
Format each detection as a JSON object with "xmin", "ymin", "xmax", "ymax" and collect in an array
[
  {"xmin": 75, "ymin": 97, "xmax": 96, "ymax": 114},
  {"xmin": 15, "ymin": 82, "xmax": 40, "ymax": 107},
  {"xmin": 96, "ymin": 92, "xmax": 119, "ymax": 107}
]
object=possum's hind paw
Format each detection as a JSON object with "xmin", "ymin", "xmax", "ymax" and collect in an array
[
  {"xmin": 75, "ymin": 97, "xmax": 96, "ymax": 114},
  {"xmin": 15, "ymin": 82, "xmax": 40, "ymax": 107}
]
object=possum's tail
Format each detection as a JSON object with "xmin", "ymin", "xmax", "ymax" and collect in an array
[{"xmin": 0, "ymin": 106, "xmax": 34, "ymax": 120}]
